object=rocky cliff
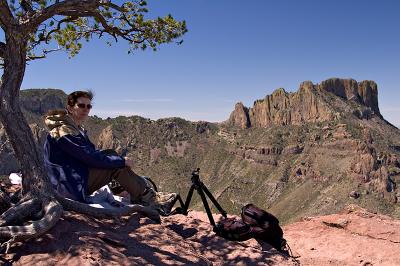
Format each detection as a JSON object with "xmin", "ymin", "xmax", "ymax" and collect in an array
[
  {"xmin": 226, "ymin": 78, "xmax": 381, "ymax": 129},
  {"xmin": 20, "ymin": 88, "xmax": 67, "ymax": 120},
  {"xmin": 1, "ymin": 81, "xmax": 399, "ymax": 225}
]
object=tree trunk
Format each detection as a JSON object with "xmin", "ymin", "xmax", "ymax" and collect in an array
[
  {"xmin": 0, "ymin": 27, "xmax": 64, "ymax": 248},
  {"xmin": 0, "ymin": 26, "xmax": 53, "ymax": 197}
]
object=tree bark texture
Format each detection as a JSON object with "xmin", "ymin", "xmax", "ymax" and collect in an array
[{"xmin": 0, "ymin": 26, "xmax": 53, "ymax": 197}]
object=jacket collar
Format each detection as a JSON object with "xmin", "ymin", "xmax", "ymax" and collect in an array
[{"xmin": 44, "ymin": 110, "xmax": 83, "ymax": 139}]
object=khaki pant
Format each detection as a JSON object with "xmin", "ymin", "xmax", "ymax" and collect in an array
[{"xmin": 87, "ymin": 166, "xmax": 146, "ymax": 201}]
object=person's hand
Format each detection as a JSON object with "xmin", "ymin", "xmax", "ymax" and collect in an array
[{"xmin": 124, "ymin": 157, "xmax": 134, "ymax": 168}]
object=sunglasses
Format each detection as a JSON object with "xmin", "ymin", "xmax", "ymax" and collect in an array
[{"xmin": 76, "ymin": 103, "xmax": 93, "ymax": 109}]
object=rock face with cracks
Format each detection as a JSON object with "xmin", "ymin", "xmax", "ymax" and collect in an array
[{"xmin": 226, "ymin": 78, "xmax": 381, "ymax": 129}]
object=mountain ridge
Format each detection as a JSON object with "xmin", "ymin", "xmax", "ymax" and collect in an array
[
  {"xmin": 1, "ymin": 79, "xmax": 399, "ymax": 224},
  {"xmin": 226, "ymin": 78, "xmax": 384, "ymax": 129}
]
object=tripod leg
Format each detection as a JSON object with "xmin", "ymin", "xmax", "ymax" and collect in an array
[
  {"xmin": 201, "ymin": 183, "xmax": 227, "ymax": 217},
  {"xmin": 177, "ymin": 194, "xmax": 185, "ymax": 209},
  {"xmin": 167, "ymin": 194, "xmax": 186, "ymax": 215},
  {"xmin": 196, "ymin": 186, "xmax": 217, "ymax": 227},
  {"xmin": 182, "ymin": 185, "xmax": 195, "ymax": 214}
]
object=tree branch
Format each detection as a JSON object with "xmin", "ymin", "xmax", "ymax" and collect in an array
[
  {"xmin": 55, "ymin": 194, "xmax": 160, "ymax": 222},
  {"xmin": 20, "ymin": 0, "xmax": 34, "ymax": 14},
  {"xmin": 0, "ymin": 197, "xmax": 41, "ymax": 226},
  {"xmin": 90, "ymin": 11, "xmax": 126, "ymax": 42},
  {"xmin": 26, "ymin": 48, "xmax": 62, "ymax": 61},
  {"xmin": 0, "ymin": 0, "xmax": 15, "ymax": 31},
  {"xmin": 46, "ymin": 10, "xmax": 140, "ymax": 43},
  {"xmin": 0, "ymin": 42, "xmax": 5, "ymax": 59},
  {"xmin": 44, "ymin": 16, "xmax": 79, "ymax": 43},
  {"xmin": 27, "ymin": 1, "xmax": 143, "ymax": 40},
  {"xmin": 101, "ymin": 1, "xmax": 127, "ymax": 13},
  {"xmin": 27, "ymin": 0, "xmax": 98, "ymax": 31},
  {"xmin": 0, "ymin": 198, "xmax": 63, "ymax": 249},
  {"xmin": 80, "ymin": 11, "xmax": 145, "ymax": 43}
]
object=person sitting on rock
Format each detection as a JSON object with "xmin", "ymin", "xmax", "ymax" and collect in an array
[{"xmin": 43, "ymin": 90, "xmax": 177, "ymax": 215}]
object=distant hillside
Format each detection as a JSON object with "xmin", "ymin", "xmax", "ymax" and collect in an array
[
  {"xmin": 1, "ymin": 79, "xmax": 399, "ymax": 224},
  {"xmin": 20, "ymin": 88, "xmax": 67, "ymax": 125}
]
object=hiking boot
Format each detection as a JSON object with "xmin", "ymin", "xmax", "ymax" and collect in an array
[{"xmin": 136, "ymin": 188, "xmax": 178, "ymax": 215}]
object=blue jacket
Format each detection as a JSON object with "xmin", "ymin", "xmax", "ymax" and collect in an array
[{"xmin": 43, "ymin": 110, "xmax": 125, "ymax": 202}]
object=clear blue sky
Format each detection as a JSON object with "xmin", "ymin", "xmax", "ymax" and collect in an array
[{"xmin": 15, "ymin": 0, "xmax": 400, "ymax": 126}]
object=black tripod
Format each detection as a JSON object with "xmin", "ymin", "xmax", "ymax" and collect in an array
[{"xmin": 172, "ymin": 168, "xmax": 227, "ymax": 230}]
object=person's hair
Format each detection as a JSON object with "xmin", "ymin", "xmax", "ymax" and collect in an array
[{"xmin": 67, "ymin": 90, "xmax": 94, "ymax": 107}]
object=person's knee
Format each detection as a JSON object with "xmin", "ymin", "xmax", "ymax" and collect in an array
[
  {"xmin": 119, "ymin": 166, "xmax": 138, "ymax": 176},
  {"xmin": 114, "ymin": 167, "xmax": 134, "ymax": 178},
  {"xmin": 116, "ymin": 168, "xmax": 146, "ymax": 187}
]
